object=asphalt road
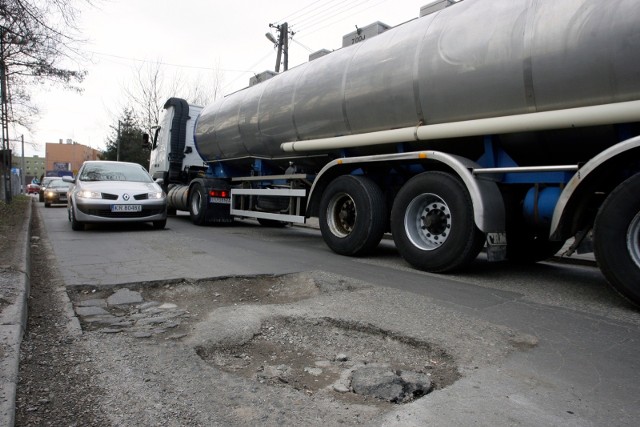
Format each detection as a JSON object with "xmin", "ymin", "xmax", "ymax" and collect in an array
[{"xmin": 38, "ymin": 203, "xmax": 640, "ymax": 425}]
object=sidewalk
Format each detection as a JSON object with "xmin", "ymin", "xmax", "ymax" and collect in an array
[{"xmin": 0, "ymin": 198, "xmax": 32, "ymax": 427}]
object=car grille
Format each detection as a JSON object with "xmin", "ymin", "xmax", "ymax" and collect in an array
[
  {"xmin": 99, "ymin": 193, "xmax": 149, "ymax": 201},
  {"xmin": 78, "ymin": 207, "xmax": 165, "ymax": 218}
]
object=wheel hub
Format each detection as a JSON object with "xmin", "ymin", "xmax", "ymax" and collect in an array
[
  {"xmin": 327, "ymin": 193, "xmax": 356, "ymax": 237},
  {"xmin": 405, "ymin": 194, "xmax": 452, "ymax": 251},
  {"xmin": 628, "ymin": 211, "xmax": 640, "ymax": 269}
]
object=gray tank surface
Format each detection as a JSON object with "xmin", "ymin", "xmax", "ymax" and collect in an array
[{"xmin": 194, "ymin": 0, "xmax": 640, "ymax": 167}]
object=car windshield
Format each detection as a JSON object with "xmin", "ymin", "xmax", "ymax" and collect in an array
[
  {"xmin": 79, "ymin": 163, "xmax": 152, "ymax": 183},
  {"xmin": 49, "ymin": 180, "xmax": 71, "ymax": 189}
]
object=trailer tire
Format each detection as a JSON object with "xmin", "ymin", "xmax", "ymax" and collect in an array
[
  {"xmin": 390, "ymin": 172, "xmax": 484, "ymax": 272},
  {"xmin": 594, "ymin": 173, "xmax": 640, "ymax": 306},
  {"xmin": 189, "ymin": 183, "xmax": 208, "ymax": 226},
  {"xmin": 319, "ymin": 175, "xmax": 387, "ymax": 256}
]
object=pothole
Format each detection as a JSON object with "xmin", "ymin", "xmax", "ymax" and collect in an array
[
  {"xmin": 67, "ymin": 272, "xmax": 363, "ymax": 336},
  {"xmin": 67, "ymin": 272, "xmax": 460, "ymax": 408},
  {"xmin": 195, "ymin": 316, "xmax": 460, "ymax": 407}
]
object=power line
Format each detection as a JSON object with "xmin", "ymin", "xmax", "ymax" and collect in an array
[
  {"xmin": 295, "ymin": 0, "xmax": 391, "ymax": 40},
  {"xmin": 275, "ymin": 0, "xmax": 342, "ymax": 26},
  {"xmin": 87, "ymin": 50, "xmax": 256, "ymax": 74},
  {"xmin": 292, "ymin": 0, "xmax": 373, "ymax": 30}
]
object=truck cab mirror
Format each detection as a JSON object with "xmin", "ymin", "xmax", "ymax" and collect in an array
[{"xmin": 142, "ymin": 133, "xmax": 150, "ymax": 148}]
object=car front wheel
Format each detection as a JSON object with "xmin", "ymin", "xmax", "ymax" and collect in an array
[{"xmin": 70, "ymin": 205, "xmax": 84, "ymax": 231}]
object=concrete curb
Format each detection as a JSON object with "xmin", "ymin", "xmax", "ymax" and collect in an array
[{"xmin": 0, "ymin": 197, "xmax": 32, "ymax": 427}]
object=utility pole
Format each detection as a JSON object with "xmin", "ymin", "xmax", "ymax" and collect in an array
[
  {"xmin": 116, "ymin": 120, "xmax": 121, "ymax": 162},
  {"xmin": 267, "ymin": 22, "xmax": 291, "ymax": 73},
  {"xmin": 21, "ymin": 135, "xmax": 25, "ymax": 194},
  {"xmin": 0, "ymin": 26, "xmax": 11, "ymax": 202}
]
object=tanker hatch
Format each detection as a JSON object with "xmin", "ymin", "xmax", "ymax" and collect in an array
[
  {"xmin": 342, "ymin": 21, "xmax": 390, "ymax": 47},
  {"xmin": 420, "ymin": 0, "xmax": 456, "ymax": 17},
  {"xmin": 250, "ymin": 70, "xmax": 277, "ymax": 87}
]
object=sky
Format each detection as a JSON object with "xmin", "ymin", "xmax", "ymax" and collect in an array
[{"xmin": 13, "ymin": 0, "xmax": 438, "ymax": 157}]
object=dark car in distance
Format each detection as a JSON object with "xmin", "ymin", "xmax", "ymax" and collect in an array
[
  {"xmin": 43, "ymin": 179, "xmax": 72, "ymax": 207},
  {"xmin": 39, "ymin": 177, "xmax": 62, "ymax": 202}
]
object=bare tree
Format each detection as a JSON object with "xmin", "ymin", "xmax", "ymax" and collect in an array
[
  {"xmin": 0, "ymin": 0, "xmax": 90, "ymax": 130},
  {"xmin": 122, "ymin": 58, "xmax": 223, "ymax": 136},
  {"xmin": 122, "ymin": 59, "xmax": 181, "ymax": 138},
  {"xmin": 184, "ymin": 59, "xmax": 223, "ymax": 107}
]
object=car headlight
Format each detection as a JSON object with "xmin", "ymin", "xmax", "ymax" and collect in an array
[
  {"xmin": 46, "ymin": 191, "xmax": 55, "ymax": 197},
  {"xmin": 77, "ymin": 190, "xmax": 102, "ymax": 199},
  {"xmin": 148, "ymin": 191, "xmax": 165, "ymax": 199}
]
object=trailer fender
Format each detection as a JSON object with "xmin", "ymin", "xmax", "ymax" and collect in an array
[
  {"xmin": 307, "ymin": 151, "xmax": 505, "ymax": 234},
  {"xmin": 550, "ymin": 136, "xmax": 640, "ymax": 239}
]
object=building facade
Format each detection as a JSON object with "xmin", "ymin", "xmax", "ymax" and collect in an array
[
  {"xmin": 46, "ymin": 141, "xmax": 101, "ymax": 177},
  {"xmin": 11, "ymin": 154, "xmax": 45, "ymax": 184}
]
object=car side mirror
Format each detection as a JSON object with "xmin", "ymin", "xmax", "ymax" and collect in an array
[{"xmin": 62, "ymin": 176, "xmax": 75, "ymax": 183}]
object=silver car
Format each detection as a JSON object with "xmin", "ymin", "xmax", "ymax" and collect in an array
[{"xmin": 64, "ymin": 161, "xmax": 167, "ymax": 231}]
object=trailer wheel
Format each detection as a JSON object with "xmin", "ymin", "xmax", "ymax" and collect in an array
[
  {"xmin": 319, "ymin": 175, "xmax": 387, "ymax": 256},
  {"xmin": 594, "ymin": 173, "xmax": 640, "ymax": 306},
  {"xmin": 189, "ymin": 183, "xmax": 208, "ymax": 226},
  {"xmin": 390, "ymin": 172, "xmax": 484, "ymax": 272}
]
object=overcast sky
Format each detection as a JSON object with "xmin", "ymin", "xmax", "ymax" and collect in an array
[{"xmin": 15, "ymin": 0, "xmax": 437, "ymax": 157}]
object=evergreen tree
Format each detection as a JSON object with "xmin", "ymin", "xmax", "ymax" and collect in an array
[{"xmin": 101, "ymin": 108, "xmax": 150, "ymax": 169}]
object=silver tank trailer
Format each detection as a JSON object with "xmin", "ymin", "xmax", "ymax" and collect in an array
[{"xmin": 194, "ymin": 0, "xmax": 640, "ymax": 167}]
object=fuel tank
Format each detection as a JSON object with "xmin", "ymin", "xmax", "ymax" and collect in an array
[{"xmin": 194, "ymin": 0, "xmax": 640, "ymax": 168}]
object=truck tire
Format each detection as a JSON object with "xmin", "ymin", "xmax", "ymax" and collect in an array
[
  {"xmin": 189, "ymin": 183, "xmax": 208, "ymax": 226},
  {"xmin": 593, "ymin": 173, "xmax": 640, "ymax": 306},
  {"xmin": 390, "ymin": 172, "xmax": 484, "ymax": 272},
  {"xmin": 319, "ymin": 175, "xmax": 387, "ymax": 256}
]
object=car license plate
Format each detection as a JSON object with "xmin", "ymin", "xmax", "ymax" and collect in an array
[
  {"xmin": 210, "ymin": 197, "xmax": 231, "ymax": 204},
  {"xmin": 59, "ymin": 196, "xmax": 67, "ymax": 201},
  {"xmin": 111, "ymin": 204, "xmax": 142, "ymax": 212}
]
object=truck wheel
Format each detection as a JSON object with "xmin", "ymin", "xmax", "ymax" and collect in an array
[
  {"xmin": 70, "ymin": 206, "xmax": 84, "ymax": 231},
  {"xmin": 319, "ymin": 175, "xmax": 387, "ymax": 256},
  {"xmin": 390, "ymin": 172, "xmax": 484, "ymax": 272},
  {"xmin": 189, "ymin": 183, "xmax": 208, "ymax": 226},
  {"xmin": 593, "ymin": 173, "xmax": 640, "ymax": 306}
]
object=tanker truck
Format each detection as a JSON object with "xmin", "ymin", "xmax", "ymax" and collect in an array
[{"xmin": 149, "ymin": 0, "xmax": 640, "ymax": 306}]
